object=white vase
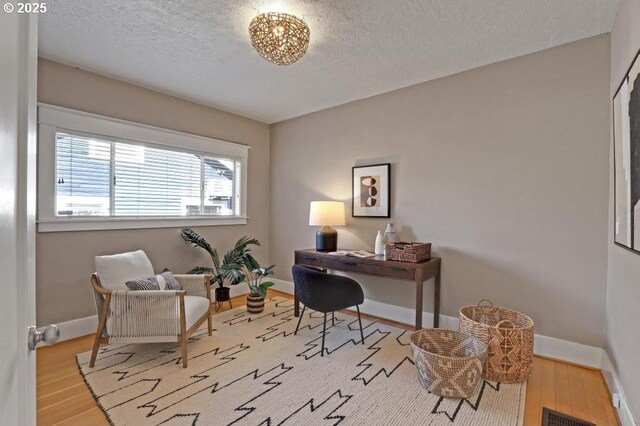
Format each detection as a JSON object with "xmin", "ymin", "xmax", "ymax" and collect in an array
[
  {"xmin": 374, "ymin": 230, "xmax": 385, "ymax": 255},
  {"xmin": 384, "ymin": 223, "xmax": 397, "ymax": 243}
]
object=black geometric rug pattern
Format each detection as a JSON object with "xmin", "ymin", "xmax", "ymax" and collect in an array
[{"xmin": 77, "ymin": 297, "xmax": 525, "ymax": 425}]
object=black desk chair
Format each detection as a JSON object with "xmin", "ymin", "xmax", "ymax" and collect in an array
[{"xmin": 291, "ymin": 265, "xmax": 365, "ymax": 356}]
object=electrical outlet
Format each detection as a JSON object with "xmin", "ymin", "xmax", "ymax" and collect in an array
[{"xmin": 612, "ymin": 392, "xmax": 622, "ymax": 409}]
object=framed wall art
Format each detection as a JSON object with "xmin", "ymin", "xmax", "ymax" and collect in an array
[
  {"xmin": 352, "ymin": 163, "xmax": 390, "ymax": 218},
  {"xmin": 613, "ymin": 49, "xmax": 640, "ymax": 254}
]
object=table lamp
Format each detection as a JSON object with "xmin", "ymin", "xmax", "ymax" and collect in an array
[{"xmin": 309, "ymin": 201, "xmax": 345, "ymax": 252}]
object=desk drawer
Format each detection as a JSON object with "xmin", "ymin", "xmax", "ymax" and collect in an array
[
  {"xmin": 324, "ymin": 258, "xmax": 380, "ymax": 275},
  {"xmin": 296, "ymin": 253, "xmax": 324, "ymax": 267},
  {"xmin": 380, "ymin": 265, "xmax": 415, "ymax": 280}
]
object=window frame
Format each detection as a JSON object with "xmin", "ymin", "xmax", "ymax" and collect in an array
[{"xmin": 37, "ymin": 104, "xmax": 249, "ymax": 232}]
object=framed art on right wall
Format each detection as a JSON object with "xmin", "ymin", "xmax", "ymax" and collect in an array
[{"xmin": 613, "ymin": 49, "xmax": 640, "ymax": 254}]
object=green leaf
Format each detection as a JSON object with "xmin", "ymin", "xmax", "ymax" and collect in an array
[
  {"xmin": 221, "ymin": 266, "xmax": 246, "ymax": 285},
  {"xmin": 260, "ymin": 281, "xmax": 275, "ymax": 288},
  {"xmin": 235, "ymin": 236, "xmax": 260, "ymax": 250},
  {"xmin": 180, "ymin": 228, "xmax": 213, "ymax": 254},
  {"xmin": 222, "ymin": 247, "xmax": 243, "ymax": 269},
  {"xmin": 255, "ymin": 266, "xmax": 275, "ymax": 276},
  {"xmin": 187, "ymin": 266, "xmax": 214, "ymax": 275},
  {"xmin": 252, "ymin": 285, "xmax": 267, "ymax": 298},
  {"xmin": 211, "ymin": 248, "xmax": 220, "ymax": 271},
  {"xmin": 244, "ymin": 254, "xmax": 260, "ymax": 271}
]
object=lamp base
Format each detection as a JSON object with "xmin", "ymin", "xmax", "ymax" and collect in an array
[{"xmin": 316, "ymin": 226, "xmax": 338, "ymax": 252}]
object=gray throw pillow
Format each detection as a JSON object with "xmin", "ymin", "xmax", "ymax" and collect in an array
[
  {"xmin": 159, "ymin": 271, "xmax": 182, "ymax": 290},
  {"xmin": 125, "ymin": 276, "xmax": 161, "ymax": 291}
]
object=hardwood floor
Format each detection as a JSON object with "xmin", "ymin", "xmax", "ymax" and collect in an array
[{"xmin": 37, "ymin": 290, "xmax": 618, "ymax": 425}]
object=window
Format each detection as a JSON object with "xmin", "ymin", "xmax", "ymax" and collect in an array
[
  {"xmin": 39, "ymin": 105, "xmax": 248, "ymax": 231},
  {"xmin": 55, "ymin": 132, "xmax": 241, "ymax": 218}
]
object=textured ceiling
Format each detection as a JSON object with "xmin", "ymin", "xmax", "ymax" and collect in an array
[{"xmin": 39, "ymin": 0, "xmax": 620, "ymax": 123}]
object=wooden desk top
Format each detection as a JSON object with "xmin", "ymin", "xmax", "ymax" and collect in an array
[
  {"xmin": 295, "ymin": 248, "xmax": 439, "ymax": 265},
  {"xmin": 294, "ymin": 248, "xmax": 440, "ymax": 280}
]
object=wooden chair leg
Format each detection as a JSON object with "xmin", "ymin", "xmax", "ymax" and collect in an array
[
  {"xmin": 90, "ymin": 294, "xmax": 110, "ymax": 368},
  {"xmin": 89, "ymin": 334, "xmax": 102, "ymax": 368},
  {"xmin": 180, "ymin": 335, "xmax": 188, "ymax": 368},
  {"xmin": 332, "ymin": 311, "xmax": 335, "ymax": 326},
  {"xmin": 207, "ymin": 311, "xmax": 213, "ymax": 336},
  {"xmin": 321, "ymin": 312, "xmax": 327, "ymax": 357},
  {"xmin": 179, "ymin": 295, "xmax": 188, "ymax": 368},
  {"xmin": 294, "ymin": 305, "xmax": 306, "ymax": 335}
]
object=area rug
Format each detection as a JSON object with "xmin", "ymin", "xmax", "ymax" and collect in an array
[{"xmin": 77, "ymin": 297, "xmax": 526, "ymax": 425}]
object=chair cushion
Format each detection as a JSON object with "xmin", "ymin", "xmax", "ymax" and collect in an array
[
  {"xmin": 184, "ymin": 296, "xmax": 211, "ymax": 330},
  {"xmin": 95, "ymin": 250, "xmax": 154, "ymax": 291}
]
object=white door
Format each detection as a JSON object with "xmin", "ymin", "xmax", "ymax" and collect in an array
[{"xmin": 0, "ymin": 12, "xmax": 38, "ymax": 426}]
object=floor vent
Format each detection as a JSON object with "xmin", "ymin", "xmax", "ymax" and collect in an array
[{"xmin": 542, "ymin": 408, "xmax": 595, "ymax": 426}]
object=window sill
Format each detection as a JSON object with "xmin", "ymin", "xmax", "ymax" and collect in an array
[{"xmin": 37, "ymin": 216, "xmax": 249, "ymax": 232}]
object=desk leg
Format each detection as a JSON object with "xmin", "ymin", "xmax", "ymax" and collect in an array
[
  {"xmin": 293, "ymin": 254, "xmax": 300, "ymax": 317},
  {"xmin": 434, "ymin": 271, "xmax": 440, "ymax": 328},
  {"xmin": 415, "ymin": 279, "xmax": 423, "ymax": 331}
]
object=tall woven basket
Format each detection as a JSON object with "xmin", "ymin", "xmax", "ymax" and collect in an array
[
  {"xmin": 410, "ymin": 329, "xmax": 487, "ymax": 399},
  {"xmin": 458, "ymin": 299, "xmax": 534, "ymax": 383}
]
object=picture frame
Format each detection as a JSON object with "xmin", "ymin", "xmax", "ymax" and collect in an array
[
  {"xmin": 352, "ymin": 163, "xmax": 390, "ymax": 218},
  {"xmin": 613, "ymin": 48, "xmax": 640, "ymax": 254}
]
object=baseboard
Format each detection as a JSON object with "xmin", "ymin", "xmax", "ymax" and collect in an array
[
  {"xmin": 532, "ymin": 334, "xmax": 603, "ymax": 368},
  {"xmin": 55, "ymin": 315, "xmax": 98, "ymax": 342},
  {"xmin": 271, "ymin": 278, "xmax": 604, "ymax": 369},
  {"xmin": 229, "ymin": 285, "xmax": 250, "ymax": 298},
  {"xmin": 601, "ymin": 350, "xmax": 638, "ymax": 426},
  {"xmin": 271, "ymin": 278, "xmax": 295, "ymax": 295}
]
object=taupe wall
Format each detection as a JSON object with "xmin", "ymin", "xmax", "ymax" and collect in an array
[
  {"xmin": 36, "ymin": 59, "xmax": 270, "ymax": 326},
  {"xmin": 270, "ymin": 35, "xmax": 610, "ymax": 347},
  {"xmin": 608, "ymin": 0, "xmax": 640, "ymax": 418}
]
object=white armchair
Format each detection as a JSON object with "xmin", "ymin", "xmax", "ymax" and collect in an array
[{"xmin": 89, "ymin": 250, "xmax": 212, "ymax": 368}]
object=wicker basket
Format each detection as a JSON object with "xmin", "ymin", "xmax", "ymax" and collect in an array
[
  {"xmin": 410, "ymin": 329, "xmax": 487, "ymax": 399},
  {"xmin": 385, "ymin": 242, "xmax": 431, "ymax": 262},
  {"xmin": 458, "ymin": 299, "xmax": 534, "ymax": 383}
]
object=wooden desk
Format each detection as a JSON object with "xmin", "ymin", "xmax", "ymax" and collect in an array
[{"xmin": 293, "ymin": 249, "xmax": 442, "ymax": 330}]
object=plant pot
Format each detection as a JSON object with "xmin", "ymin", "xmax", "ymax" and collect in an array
[
  {"xmin": 215, "ymin": 286, "xmax": 231, "ymax": 302},
  {"xmin": 246, "ymin": 292, "xmax": 265, "ymax": 313}
]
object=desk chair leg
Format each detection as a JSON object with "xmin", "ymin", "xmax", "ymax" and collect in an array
[
  {"xmin": 321, "ymin": 312, "xmax": 327, "ymax": 357},
  {"xmin": 356, "ymin": 305, "xmax": 365, "ymax": 344},
  {"xmin": 332, "ymin": 311, "xmax": 335, "ymax": 326},
  {"xmin": 294, "ymin": 305, "xmax": 306, "ymax": 335}
]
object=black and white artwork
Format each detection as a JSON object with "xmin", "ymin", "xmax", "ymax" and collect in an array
[
  {"xmin": 614, "ymin": 50, "xmax": 640, "ymax": 253},
  {"xmin": 352, "ymin": 163, "xmax": 390, "ymax": 217}
]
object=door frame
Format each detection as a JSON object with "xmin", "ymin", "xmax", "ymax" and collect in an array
[{"xmin": 15, "ymin": 13, "xmax": 38, "ymax": 426}]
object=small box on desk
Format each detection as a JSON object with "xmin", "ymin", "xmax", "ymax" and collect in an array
[{"xmin": 384, "ymin": 242, "xmax": 431, "ymax": 262}]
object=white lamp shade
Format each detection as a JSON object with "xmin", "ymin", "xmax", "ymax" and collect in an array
[{"xmin": 309, "ymin": 201, "xmax": 346, "ymax": 226}]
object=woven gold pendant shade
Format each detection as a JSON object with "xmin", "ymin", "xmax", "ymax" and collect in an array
[{"xmin": 249, "ymin": 12, "xmax": 310, "ymax": 65}]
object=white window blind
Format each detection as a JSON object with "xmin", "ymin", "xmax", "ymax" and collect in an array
[
  {"xmin": 56, "ymin": 133, "xmax": 111, "ymax": 216},
  {"xmin": 55, "ymin": 132, "xmax": 242, "ymax": 218}
]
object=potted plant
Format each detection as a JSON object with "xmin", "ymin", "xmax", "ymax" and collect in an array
[
  {"xmin": 180, "ymin": 228, "xmax": 259, "ymax": 310},
  {"xmin": 221, "ymin": 244, "xmax": 275, "ymax": 313}
]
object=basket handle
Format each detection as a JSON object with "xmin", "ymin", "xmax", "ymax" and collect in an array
[
  {"xmin": 495, "ymin": 320, "xmax": 516, "ymax": 329},
  {"xmin": 476, "ymin": 299, "xmax": 494, "ymax": 309}
]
